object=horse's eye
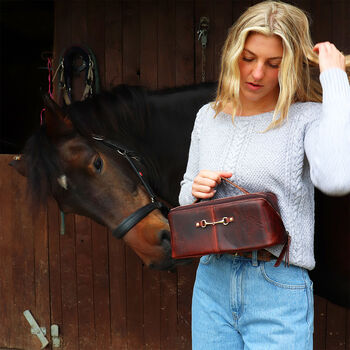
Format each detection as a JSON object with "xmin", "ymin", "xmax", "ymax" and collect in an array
[{"xmin": 93, "ymin": 156, "xmax": 103, "ymax": 173}]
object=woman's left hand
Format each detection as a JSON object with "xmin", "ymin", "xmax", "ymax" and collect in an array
[{"xmin": 313, "ymin": 42, "xmax": 345, "ymax": 73}]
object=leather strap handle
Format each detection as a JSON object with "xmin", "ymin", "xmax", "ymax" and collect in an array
[
  {"xmin": 193, "ymin": 176, "xmax": 249, "ymax": 203},
  {"xmin": 220, "ymin": 177, "xmax": 249, "ymax": 195}
]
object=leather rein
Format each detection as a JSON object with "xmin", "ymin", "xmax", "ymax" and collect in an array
[{"xmin": 92, "ymin": 135, "xmax": 169, "ymax": 239}]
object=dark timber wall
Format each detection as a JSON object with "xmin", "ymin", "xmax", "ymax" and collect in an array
[{"xmin": 0, "ymin": 0, "xmax": 349, "ymax": 349}]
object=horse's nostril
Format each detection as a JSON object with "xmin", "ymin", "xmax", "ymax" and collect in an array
[{"xmin": 158, "ymin": 229, "xmax": 171, "ymax": 243}]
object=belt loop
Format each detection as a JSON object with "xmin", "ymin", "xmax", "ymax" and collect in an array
[{"xmin": 252, "ymin": 250, "xmax": 258, "ymax": 267}]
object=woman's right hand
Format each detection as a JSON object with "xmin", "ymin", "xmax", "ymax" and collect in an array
[
  {"xmin": 313, "ymin": 42, "xmax": 346, "ymax": 73},
  {"xmin": 192, "ymin": 170, "xmax": 233, "ymax": 199}
]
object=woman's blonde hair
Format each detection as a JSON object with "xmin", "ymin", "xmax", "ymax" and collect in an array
[{"xmin": 214, "ymin": 0, "xmax": 350, "ymax": 130}]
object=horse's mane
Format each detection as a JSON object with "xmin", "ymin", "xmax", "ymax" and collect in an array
[
  {"xmin": 23, "ymin": 84, "xmax": 172, "ymax": 205},
  {"xmin": 67, "ymin": 85, "xmax": 150, "ymax": 148}
]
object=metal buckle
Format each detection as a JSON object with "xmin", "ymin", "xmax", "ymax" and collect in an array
[
  {"xmin": 196, "ymin": 216, "xmax": 234, "ymax": 228},
  {"xmin": 91, "ymin": 134, "xmax": 105, "ymax": 141}
]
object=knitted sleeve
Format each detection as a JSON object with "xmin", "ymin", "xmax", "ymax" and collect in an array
[
  {"xmin": 178, "ymin": 105, "xmax": 208, "ymax": 205},
  {"xmin": 304, "ymin": 68, "xmax": 350, "ymax": 196}
]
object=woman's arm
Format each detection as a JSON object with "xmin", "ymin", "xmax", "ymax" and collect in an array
[
  {"xmin": 178, "ymin": 106, "xmax": 232, "ymax": 205},
  {"xmin": 305, "ymin": 43, "xmax": 350, "ymax": 195},
  {"xmin": 178, "ymin": 108, "xmax": 205, "ymax": 205}
]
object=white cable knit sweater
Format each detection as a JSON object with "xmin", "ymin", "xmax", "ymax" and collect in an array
[{"xmin": 179, "ymin": 68, "xmax": 350, "ymax": 270}]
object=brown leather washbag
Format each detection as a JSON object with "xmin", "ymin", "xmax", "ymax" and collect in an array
[{"xmin": 169, "ymin": 178, "xmax": 290, "ymax": 267}]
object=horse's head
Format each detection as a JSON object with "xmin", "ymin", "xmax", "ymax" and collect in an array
[{"xmin": 11, "ymin": 96, "xmax": 177, "ymax": 270}]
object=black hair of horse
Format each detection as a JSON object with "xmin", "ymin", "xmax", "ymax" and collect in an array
[{"xmin": 23, "ymin": 82, "xmax": 217, "ymax": 207}]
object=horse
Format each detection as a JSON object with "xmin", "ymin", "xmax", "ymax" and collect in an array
[
  {"xmin": 10, "ymin": 83, "xmax": 349, "ymax": 307},
  {"xmin": 10, "ymin": 83, "xmax": 216, "ymax": 271}
]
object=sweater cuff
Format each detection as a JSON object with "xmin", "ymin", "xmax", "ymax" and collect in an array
[
  {"xmin": 320, "ymin": 68, "xmax": 350, "ymax": 105},
  {"xmin": 179, "ymin": 192, "xmax": 196, "ymax": 206}
]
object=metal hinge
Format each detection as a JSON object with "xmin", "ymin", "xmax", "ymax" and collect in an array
[
  {"xmin": 51, "ymin": 324, "xmax": 61, "ymax": 348},
  {"xmin": 23, "ymin": 310, "xmax": 49, "ymax": 349},
  {"xmin": 23, "ymin": 310, "xmax": 61, "ymax": 348}
]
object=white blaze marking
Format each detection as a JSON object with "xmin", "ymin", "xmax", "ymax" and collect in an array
[{"xmin": 57, "ymin": 175, "xmax": 68, "ymax": 190}]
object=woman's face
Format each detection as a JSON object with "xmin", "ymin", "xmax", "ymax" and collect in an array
[{"xmin": 238, "ymin": 33, "xmax": 283, "ymax": 114}]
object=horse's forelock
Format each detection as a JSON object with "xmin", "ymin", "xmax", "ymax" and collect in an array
[{"xmin": 24, "ymin": 128, "xmax": 64, "ymax": 206}]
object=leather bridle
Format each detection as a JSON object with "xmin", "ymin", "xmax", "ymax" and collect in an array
[{"xmin": 92, "ymin": 135, "xmax": 169, "ymax": 239}]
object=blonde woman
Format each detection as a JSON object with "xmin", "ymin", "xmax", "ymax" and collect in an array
[{"xmin": 179, "ymin": 1, "xmax": 350, "ymax": 349}]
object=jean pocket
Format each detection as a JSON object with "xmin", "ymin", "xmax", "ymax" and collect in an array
[
  {"xmin": 199, "ymin": 254, "xmax": 215, "ymax": 265},
  {"xmin": 260, "ymin": 261, "xmax": 307, "ymax": 289}
]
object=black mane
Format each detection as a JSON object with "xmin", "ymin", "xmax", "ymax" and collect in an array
[
  {"xmin": 67, "ymin": 85, "xmax": 150, "ymax": 149},
  {"xmin": 23, "ymin": 83, "xmax": 216, "ymax": 205}
]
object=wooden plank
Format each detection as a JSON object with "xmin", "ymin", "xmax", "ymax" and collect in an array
[
  {"xmin": 71, "ymin": 0, "xmax": 88, "ymax": 101},
  {"xmin": 75, "ymin": 215, "xmax": 95, "ymax": 350},
  {"xmin": 71, "ymin": 1, "xmax": 88, "ymax": 44},
  {"xmin": 123, "ymin": 1, "xmax": 145, "ymax": 349},
  {"xmin": 326, "ymin": 301, "xmax": 347, "ymax": 350},
  {"xmin": 47, "ymin": 197, "xmax": 63, "ymax": 337},
  {"xmin": 175, "ymin": 2, "xmax": 196, "ymax": 349},
  {"xmin": 140, "ymin": 0, "xmax": 158, "ymax": 89},
  {"xmin": 109, "ymin": 236, "xmax": 128, "ymax": 350},
  {"xmin": 293, "ymin": 0, "xmax": 312, "ymax": 15},
  {"xmin": 54, "ymin": 1, "xmax": 78, "ymax": 348},
  {"xmin": 331, "ymin": 0, "xmax": 350, "ymax": 53},
  {"xmin": 91, "ymin": 222, "xmax": 111, "ymax": 350},
  {"xmin": 140, "ymin": 1, "xmax": 161, "ymax": 349},
  {"xmin": 213, "ymin": 0, "xmax": 232, "ymax": 80},
  {"xmin": 33, "ymin": 200, "xmax": 51, "ymax": 346},
  {"xmin": 87, "ymin": 0, "xmax": 106, "ymax": 89},
  {"xmin": 51, "ymin": 2, "xmax": 74, "ymax": 347},
  {"xmin": 232, "ymin": 0, "xmax": 250, "ymax": 23},
  {"xmin": 175, "ymin": 0, "xmax": 195, "ymax": 86},
  {"xmin": 105, "ymin": 1, "xmax": 123, "ymax": 88},
  {"xmin": 177, "ymin": 263, "xmax": 198, "ymax": 350},
  {"xmin": 0, "ymin": 158, "xmax": 49, "ymax": 347},
  {"xmin": 0, "ymin": 155, "xmax": 49, "ymax": 349},
  {"xmin": 60, "ymin": 213, "xmax": 79, "ymax": 350},
  {"xmin": 157, "ymin": 1, "xmax": 179, "ymax": 349},
  {"xmin": 310, "ymin": 0, "xmax": 332, "ymax": 44},
  {"xmin": 314, "ymin": 295, "xmax": 327, "ymax": 350},
  {"xmin": 10, "ymin": 159, "xmax": 37, "ymax": 349},
  {"xmin": 143, "ymin": 267, "xmax": 161, "ymax": 350},
  {"xmin": 70, "ymin": 2, "xmax": 98, "ymax": 348},
  {"xmin": 157, "ymin": 0, "xmax": 176, "ymax": 89},
  {"xmin": 160, "ymin": 270, "xmax": 178, "ymax": 350},
  {"xmin": 0, "ymin": 156, "xmax": 14, "ymax": 348},
  {"xmin": 53, "ymin": 0, "xmax": 72, "ymax": 103},
  {"xmin": 346, "ymin": 308, "xmax": 350, "ymax": 350},
  {"xmin": 0, "ymin": 156, "xmax": 38, "ymax": 349},
  {"xmin": 195, "ymin": 0, "xmax": 215, "ymax": 83},
  {"xmin": 123, "ymin": 0, "xmax": 141, "ymax": 85},
  {"xmin": 125, "ymin": 245, "xmax": 144, "ymax": 350},
  {"xmin": 104, "ymin": 2, "xmax": 128, "ymax": 349}
]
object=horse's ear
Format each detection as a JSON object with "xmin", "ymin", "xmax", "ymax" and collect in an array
[
  {"xmin": 42, "ymin": 94, "xmax": 73, "ymax": 139},
  {"xmin": 9, "ymin": 155, "xmax": 27, "ymax": 177}
]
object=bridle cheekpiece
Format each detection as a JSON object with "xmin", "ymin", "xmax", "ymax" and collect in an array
[{"xmin": 92, "ymin": 135, "xmax": 169, "ymax": 239}]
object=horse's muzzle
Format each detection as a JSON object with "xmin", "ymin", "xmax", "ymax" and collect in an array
[{"xmin": 147, "ymin": 229, "xmax": 193, "ymax": 270}]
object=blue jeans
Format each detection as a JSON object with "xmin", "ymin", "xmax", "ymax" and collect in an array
[{"xmin": 192, "ymin": 253, "xmax": 314, "ymax": 350}]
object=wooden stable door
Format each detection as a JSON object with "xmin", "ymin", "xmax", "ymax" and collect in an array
[
  {"xmin": 1, "ymin": 0, "xmax": 350, "ymax": 349},
  {"xmin": 0, "ymin": 154, "xmax": 197, "ymax": 349}
]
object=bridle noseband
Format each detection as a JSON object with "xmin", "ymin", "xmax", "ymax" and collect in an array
[{"xmin": 92, "ymin": 135, "xmax": 169, "ymax": 239}]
